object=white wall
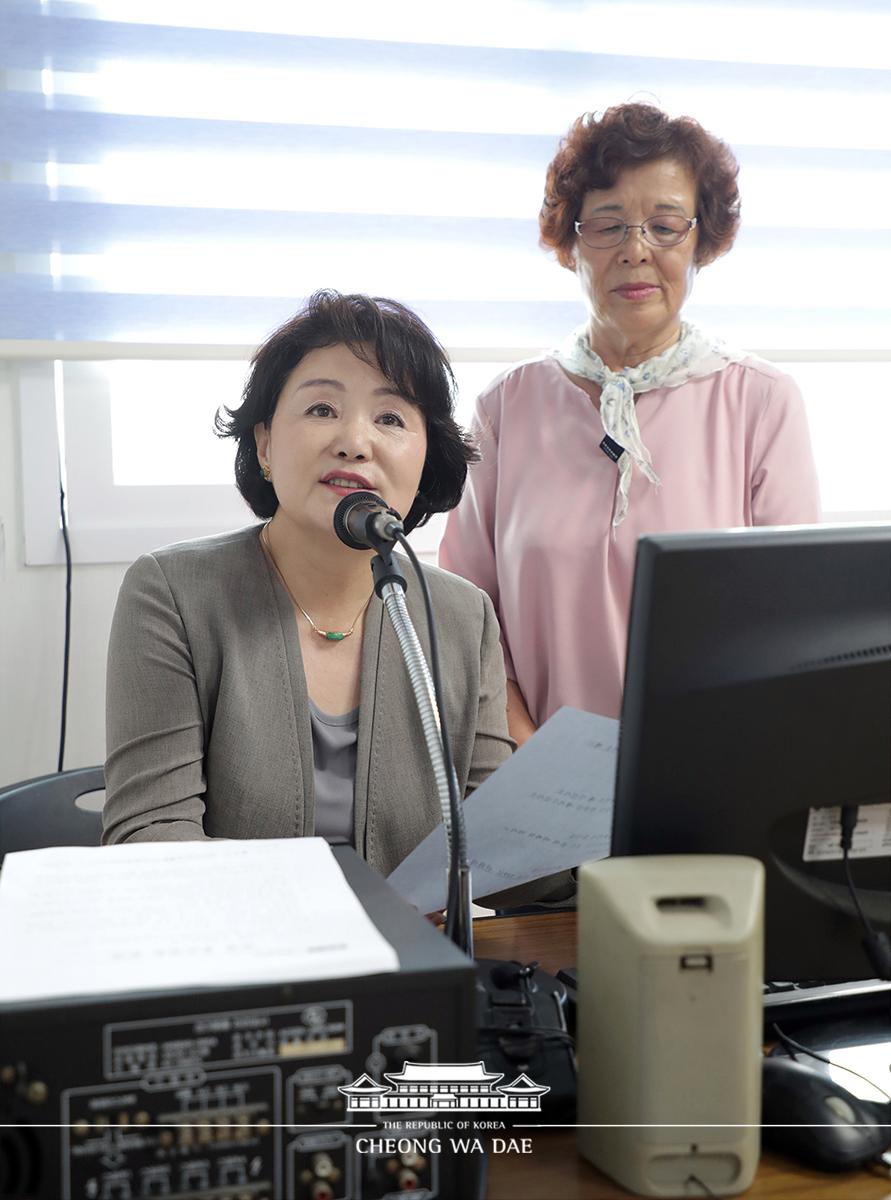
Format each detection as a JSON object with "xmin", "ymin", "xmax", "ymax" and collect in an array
[
  {"xmin": 0, "ymin": 363, "xmax": 126, "ymax": 786},
  {"xmin": 0, "ymin": 366, "xmax": 438, "ymax": 789}
]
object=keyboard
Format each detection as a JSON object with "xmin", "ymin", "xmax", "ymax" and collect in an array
[
  {"xmin": 762, "ymin": 978, "xmax": 891, "ymax": 1029},
  {"xmin": 555, "ymin": 968, "xmax": 891, "ymax": 1035}
]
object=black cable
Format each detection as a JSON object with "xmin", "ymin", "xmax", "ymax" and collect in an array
[
  {"xmin": 839, "ymin": 805, "xmax": 871, "ymax": 929},
  {"xmin": 839, "ymin": 804, "xmax": 858, "ymax": 853},
  {"xmin": 57, "ymin": 471, "xmax": 72, "ymax": 772},
  {"xmin": 771, "ymin": 1023, "xmax": 891, "ymax": 1103},
  {"xmin": 839, "ymin": 805, "xmax": 891, "ymax": 979},
  {"xmin": 685, "ymin": 1174, "xmax": 718, "ymax": 1198},
  {"xmin": 394, "ymin": 531, "xmax": 467, "ymax": 946},
  {"xmin": 842, "ymin": 850, "xmax": 872, "ymax": 932}
]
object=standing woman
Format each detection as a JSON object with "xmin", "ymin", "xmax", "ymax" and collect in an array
[
  {"xmin": 102, "ymin": 291, "xmax": 513, "ymax": 879},
  {"xmin": 440, "ymin": 102, "xmax": 820, "ymax": 742}
]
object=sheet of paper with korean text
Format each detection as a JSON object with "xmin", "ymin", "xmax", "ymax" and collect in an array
[
  {"xmin": 0, "ymin": 837, "xmax": 398, "ymax": 1002},
  {"xmin": 387, "ymin": 706, "xmax": 617, "ymax": 913}
]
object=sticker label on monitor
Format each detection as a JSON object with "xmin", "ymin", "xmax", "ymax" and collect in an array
[{"xmin": 803, "ymin": 804, "xmax": 891, "ymax": 861}]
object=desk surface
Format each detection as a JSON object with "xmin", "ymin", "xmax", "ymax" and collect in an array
[{"xmin": 474, "ymin": 912, "xmax": 891, "ymax": 1200}]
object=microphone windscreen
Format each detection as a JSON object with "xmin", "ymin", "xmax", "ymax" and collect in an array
[{"xmin": 333, "ymin": 491, "xmax": 388, "ymax": 550}]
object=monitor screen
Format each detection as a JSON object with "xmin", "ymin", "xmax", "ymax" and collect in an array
[{"xmin": 611, "ymin": 524, "xmax": 891, "ymax": 982}]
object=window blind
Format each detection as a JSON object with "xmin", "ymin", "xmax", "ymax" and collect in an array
[{"xmin": 2, "ymin": 0, "xmax": 890, "ymax": 355}]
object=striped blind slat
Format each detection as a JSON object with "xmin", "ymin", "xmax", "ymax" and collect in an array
[{"xmin": 2, "ymin": 0, "xmax": 890, "ymax": 354}]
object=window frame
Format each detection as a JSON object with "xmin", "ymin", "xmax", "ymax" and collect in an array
[{"xmin": 14, "ymin": 345, "xmax": 891, "ymax": 566}]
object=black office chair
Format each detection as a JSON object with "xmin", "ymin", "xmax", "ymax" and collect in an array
[{"xmin": 0, "ymin": 766, "xmax": 105, "ymax": 867}]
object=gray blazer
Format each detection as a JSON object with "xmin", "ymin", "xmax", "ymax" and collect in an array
[{"xmin": 103, "ymin": 525, "xmax": 514, "ymax": 881}]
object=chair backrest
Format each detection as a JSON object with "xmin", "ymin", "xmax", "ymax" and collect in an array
[{"xmin": 0, "ymin": 767, "xmax": 105, "ymax": 866}]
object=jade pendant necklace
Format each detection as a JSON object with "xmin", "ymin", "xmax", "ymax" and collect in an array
[{"xmin": 261, "ymin": 524, "xmax": 372, "ymax": 642}]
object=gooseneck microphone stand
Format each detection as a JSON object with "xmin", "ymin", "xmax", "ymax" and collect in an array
[
  {"xmin": 370, "ymin": 546, "xmax": 473, "ymax": 956},
  {"xmin": 334, "ymin": 494, "xmax": 574, "ymax": 1140},
  {"xmin": 333, "ymin": 493, "xmax": 473, "ymax": 958}
]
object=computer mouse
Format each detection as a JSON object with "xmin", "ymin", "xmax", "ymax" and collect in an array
[{"xmin": 761, "ymin": 1055, "xmax": 891, "ymax": 1172}]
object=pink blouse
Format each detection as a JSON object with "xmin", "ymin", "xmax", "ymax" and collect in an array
[{"xmin": 439, "ymin": 355, "xmax": 821, "ymax": 722}]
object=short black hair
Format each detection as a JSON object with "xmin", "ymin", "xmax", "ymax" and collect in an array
[{"xmin": 215, "ymin": 290, "xmax": 479, "ymax": 532}]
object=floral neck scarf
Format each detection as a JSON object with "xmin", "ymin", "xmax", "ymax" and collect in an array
[{"xmin": 551, "ymin": 321, "xmax": 748, "ymax": 528}]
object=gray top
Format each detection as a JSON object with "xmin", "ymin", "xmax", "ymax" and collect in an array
[
  {"xmin": 101, "ymin": 525, "xmax": 511, "ymax": 877},
  {"xmin": 102, "ymin": 524, "xmax": 572, "ymax": 905},
  {"xmin": 308, "ymin": 699, "xmax": 358, "ymax": 845}
]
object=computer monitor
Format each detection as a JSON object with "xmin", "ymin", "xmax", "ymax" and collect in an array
[{"xmin": 611, "ymin": 524, "xmax": 891, "ymax": 982}]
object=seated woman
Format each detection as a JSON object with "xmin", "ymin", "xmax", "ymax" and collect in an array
[{"xmin": 102, "ymin": 290, "xmax": 514, "ymax": 886}]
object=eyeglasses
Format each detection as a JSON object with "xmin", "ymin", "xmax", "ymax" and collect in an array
[{"xmin": 574, "ymin": 214, "xmax": 698, "ymax": 249}]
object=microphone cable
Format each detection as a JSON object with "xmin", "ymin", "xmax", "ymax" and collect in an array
[{"xmin": 392, "ymin": 530, "xmax": 467, "ymax": 944}]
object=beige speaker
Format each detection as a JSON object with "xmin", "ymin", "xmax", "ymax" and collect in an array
[{"xmin": 576, "ymin": 855, "xmax": 764, "ymax": 1197}]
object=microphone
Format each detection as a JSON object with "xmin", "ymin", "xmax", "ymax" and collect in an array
[{"xmin": 333, "ymin": 491, "xmax": 404, "ymax": 552}]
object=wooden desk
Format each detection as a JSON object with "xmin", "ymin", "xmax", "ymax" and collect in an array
[{"xmin": 474, "ymin": 912, "xmax": 891, "ymax": 1200}]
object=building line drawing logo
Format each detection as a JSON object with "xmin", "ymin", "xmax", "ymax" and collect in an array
[{"xmin": 338, "ymin": 1061, "xmax": 550, "ymax": 1112}]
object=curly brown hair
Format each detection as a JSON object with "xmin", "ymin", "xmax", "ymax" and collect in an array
[{"xmin": 540, "ymin": 102, "xmax": 740, "ymax": 269}]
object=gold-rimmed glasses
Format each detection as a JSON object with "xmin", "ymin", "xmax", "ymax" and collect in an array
[{"xmin": 574, "ymin": 214, "xmax": 698, "ymax": 249}]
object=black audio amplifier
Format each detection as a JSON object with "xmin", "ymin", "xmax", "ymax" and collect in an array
[{"xmin": 0, "ymin": 847, "xmax": 478, "ymax": 1200}]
